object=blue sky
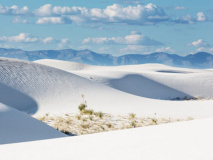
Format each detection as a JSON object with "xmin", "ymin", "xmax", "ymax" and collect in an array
[{"xmin": 0, "ymin": 0, "xmax": 212, "ymax": 56}]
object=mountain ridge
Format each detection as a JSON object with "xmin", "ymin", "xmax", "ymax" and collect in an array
[{"xmin": 0, "ymin": 48, "xmax": 213, "ymax": 68}]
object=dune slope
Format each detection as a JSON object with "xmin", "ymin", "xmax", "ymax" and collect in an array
[
  {"xmin": 36, "ymin": 59, "xmax": 213, "ymax": 99},
  {"xmin": 0, "ymin": 104, "xmax": 66, "ymax": 145}
]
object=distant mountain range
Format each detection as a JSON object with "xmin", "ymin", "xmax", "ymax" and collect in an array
[{"xmin": 0, "ymin": 48, "xmax": 213, "ymax": 68}]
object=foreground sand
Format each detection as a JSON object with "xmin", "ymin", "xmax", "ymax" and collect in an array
[{"xmin": 1, "ymin": 118, "xmax": 213, "ymax": 160}]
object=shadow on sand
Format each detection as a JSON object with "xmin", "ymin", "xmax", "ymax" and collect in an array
[
  {"xmin": 110, "ymin": 74, "xmax": 192, "ymax": 100},
  {"xmin": 0, "ymin": 83, "xmax": 38, "ymax": 114}
]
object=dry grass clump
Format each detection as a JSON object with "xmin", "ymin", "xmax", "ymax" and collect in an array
[
  {"xmin": 130, "ymin": 121, "xmax": 136, "ymax": 128},
  {"xmin": 129, "ymin": 113, "xmax": 136, "ymax": 119},
  {"xmin": 95, "ymin": 112, "xmax": 103, "ymax": 119},
  {"xmin": 82, "ymin": 109, "xmax": 94, "ymax": 115},
  {"xmin": 35, "ymin": 113, "xmax": 194, "ymax": 136},
  {"xmin": 78, "ymin": 104, "xmax": 87, "ymax": 112},
  {"xmin": 170, "ymin": 96, "xmax": 213, "ymax": 101},
  {"xmin": 151, "ymin": 118, "xmax": 158, "ymax": 125},
  {"xmin": 106, "ymin": 123, "xmax": 113, "ymax": 128},
  {"xmin": 76, "ymin": 115, "xmax": 81, "ymax": 120},
  {"xmin": 37, "ymin": 116, "xmax": 46, "ymax": 122}
]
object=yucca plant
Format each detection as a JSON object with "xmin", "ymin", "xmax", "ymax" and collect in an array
[{"xmin": 78, "ymin": 103, "xmax": 87, "ymax": 112}]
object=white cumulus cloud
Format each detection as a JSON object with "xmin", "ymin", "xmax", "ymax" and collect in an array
[
  {"xmin": 42, "ymin": 37, "xmax": 54, "ymax": 43},
  {"xmin": 0, "ymin": 33, "xmax": 39, "ymax": 43},
  {"xmin": 188, "ymin": 39, "xmax": 210, "ymax": 47},
  {"xmin": 34, "ymin": 4, "xmax": 80, "ymax": 17},
  {"xmin": 34, "ymin": 3, "xmax": 169, "ymax": 25},
  {"xmin": 0, "ymin": 33, "xmax": 56, "ymax": 44},
  {"xmin": 13, "ymin": 17, "xmax": 29, "ymax": 23},
  {"xmin": 36, "ymin": 17, "xmax": 72, "ymax": 24},
  {"xmin": 155, "ymin": 47, "xmax": 175, "ymax": 53},
  {"xmin": 83, "ymin": 31, "xmax": 163, "ymax": 46},
  {"xmin": 174, "ymin": 12, "xmax": 208, "ymax": 24},
  {"xmin": 196, "ymin": 47, "xmax": 213, "ymax": 54},
  {"xmin": 197, "ymin": 12, "xmax": 207, "ymax": 22},
  {"xmin": 58, "ymin": 38, "xmax": 72, "ymax": 48},
  {"xmin": 0, "ymin": 4, "xmax": 31, "ymax": 15},
  {"xmin": 174, "ymin": 14, "xmax": 195, "ymax": 24},
  {"xmin": 0, "ymin": 3, "xmax": 208, "ymax": 26}
]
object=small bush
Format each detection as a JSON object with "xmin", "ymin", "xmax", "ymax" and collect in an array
[
  {"xmin": 78, "ymin": 103, "xmax": 87, "ymax": 112},
  {"xmin": 65, "ymin": 117, "xmax": 72, "ymax": 125},
  {"xmin": 83, "ymin": 109, "xmax": 94, "ymax": 115},
  {"xmin": 38, "ymin": 116, "xmax": 46, "ymax": 122},
  {"xmin": 129, "ymin": 113, "xmax": 136, "ymax": 119},
  {"xmin": 152, "ymin": 118, "xmax": 158, "ymax": 124},
  {"xmin": 89, "ymin": 116, "xmax": 93, "ymax": 121},
  {"xmin": 82, "ymin": 118, "xmax": 87, "ymax": 122},
  {"xmin": 131, "ymin": 121, "xmax": 136, "ymax": 128},
  {"xmin": 106, "ymin": 123, "xmax": 112, "ymax": 128},
  {"xmin": 95, "ymin": 112, "xmax": 103, "ymax": 119},
  {"xmin": 81, "ymin": 124, "xmax": 90, "ymax": 129},
  {"xmin": 76, "ymin": 115, "xmax": 81, "ymax": 120}
]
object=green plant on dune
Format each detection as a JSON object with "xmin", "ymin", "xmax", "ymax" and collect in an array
[
  {"xmin": 151, "ymin": 118, "xmax": 158, "ymax": 124},
  {"xmin": 129, "ymin": 113, "xmax": 136, "ymax": 119},
  {"xmin": 130, "ymin": 121, "xmax": 136, "ymax": 128},
  {"xmin": 78, "ymin": 94, "xmax": 87, "ymax": 112},
  {"xmin": 78, "ymin": 103, "xmax": 87, "ymax": 112},
  {"xmin": 95, "ymin": 112, "xmax": 103, "ymax": 119},
  {"xmin": 83, "ymin": 109, "xmax": 94, "ymax": 115}
]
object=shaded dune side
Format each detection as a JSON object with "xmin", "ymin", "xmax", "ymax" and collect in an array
[
  {"xmin": 0, "ymin": 104, "xmax": 66, "ymax": 145},
  {"xmin": 109, "ymin": 74, "xmax": 192, "ymax": 99}
]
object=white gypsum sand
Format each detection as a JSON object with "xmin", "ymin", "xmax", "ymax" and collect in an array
[
  {"xmin": 0, "ymin": 103, "xmax": 66, "ymax": 144},
  {"xmin": 0, "ymin": 57, "xmax": 211, "ymax": 118},
  {"xmin": 0, "ymin": 58, "xmax": 213, "ymax": 159},
  {"xmin": 1, "ymin": 117, "xmax": 213, "ymax": 160}
]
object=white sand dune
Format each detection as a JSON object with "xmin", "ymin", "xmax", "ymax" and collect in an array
[
  {"xmin": 0, "ymin": 58, "xmax": 211, "ymax": 118},
  {"xmin": 36, "ymin": 59, "xmax": 213, "ymax": 99},
  {"xmin": 1, "ymin": 117, "xmax": 213, "ymax": 160},
  {"xmin": 1, "ymin": 58, "xmax": 213, "ymax": 159},
  {"xmin": 0, "ymin": 103, "xmax": 66, "ymax": 145}
]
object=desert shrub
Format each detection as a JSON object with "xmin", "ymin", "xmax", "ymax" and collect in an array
[
  {"xmin": 100, "ymin": 125, "xmax": 105, "ymax": 130},
  {"xmin": 152, "ymin": 118, "xmax": 158, "ymax": 124},
  {"xmin": 82, "ymin": 118, "xmax": 87, "ymax": 122},
  {"xmin": 83, "ymin": 109, "xmax": 94, "ymax": 115},
  {"xmin": 95, "ymin": 112, "xmax": 103, "ymax": 119},
  {"xmin": 129, "ymin": 113, "xmax": 136, "ymax": 119},
  {"xmin": 57, "ymin": 116, "xmax": 65, "ymax": 123},
  {"xmin": 78, "ymin": 103, "xmax": 87, "ymax": 112},
  {"xmin": 89, "ymin": 116, "xmax": 93, "ymax": 121},
  {"xmin": 131, "ymin": 121, "xmax": 136, "ymax": 128},
  {"xmin": 76, "ymin": 115, "xmax": 81, "ymax": 120},
  {"xmin": 106, "ymin": 123, "xmax": 112, "ymax": 128},
  {"xmin": 81, "ymin": 124, "xmax": 90, "ymax": 129},
  {"xmin": 38, "ymin": 116, "xmax": 46, "ymax": 122},
  {"xmin": 65, "ymin": 117, "xmax": 72, "ymax": 125}
]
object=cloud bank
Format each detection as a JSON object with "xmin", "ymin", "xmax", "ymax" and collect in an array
[
  {"xmin": 0, "ymin": 33, "xmax": 58, "ymax": 44},
  {"xmin": 83, "ymin": 31, "xmax": 163, "ymax": 46},
  {"xmin": 0, "ymin": 3, "xmax": 209, "ymax": 26},
  {"xmin": 0, "ymin": 4, "xmax": 31, "ymax": 15}
]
